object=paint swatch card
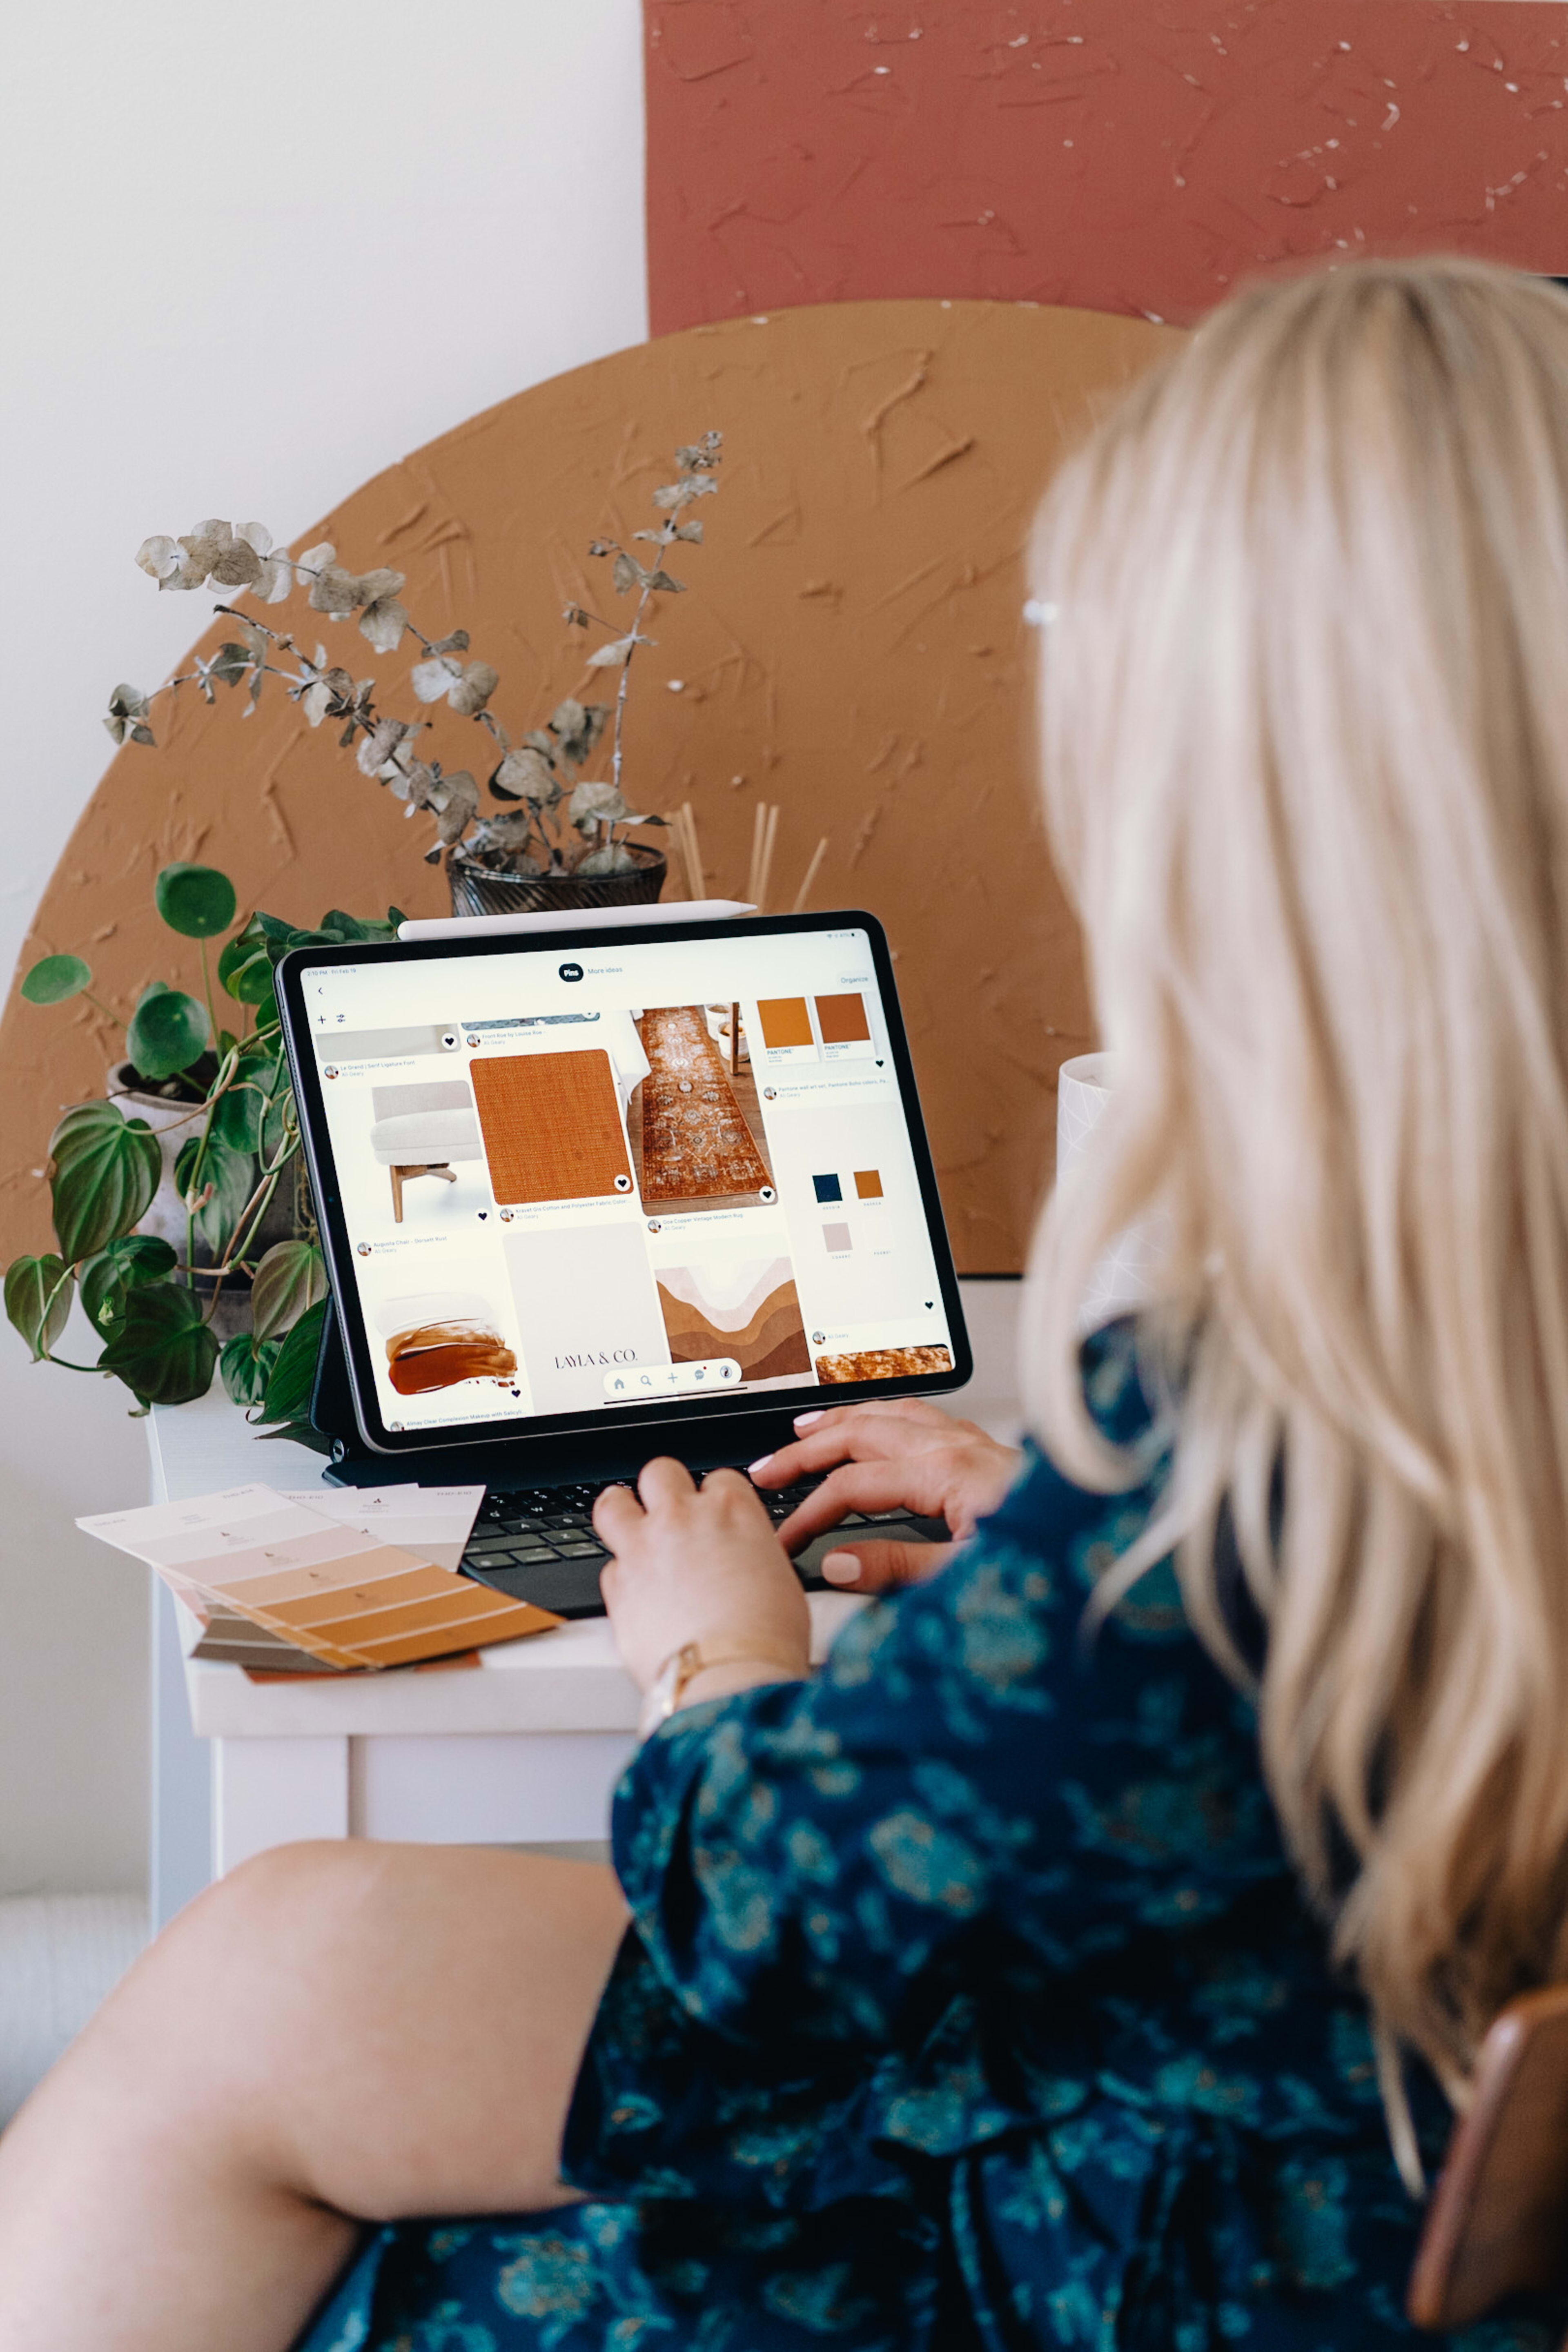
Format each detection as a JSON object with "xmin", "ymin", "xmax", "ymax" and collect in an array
[
  {"xmin": 80, "ymin": 1483, "xmax": 559, "ymax": 1671},
  {"xmin": 280, "ymin": 1486, "xmax": 486, "ymax": 1573}
]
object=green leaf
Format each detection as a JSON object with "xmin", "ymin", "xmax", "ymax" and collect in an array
[
  {"xmin": 249, "ymin": 1240, "xmax": 327, "ymax": 1343},
  {"xmin": 217, "ymin": 929, "xmax": 275, "ymax": 1004},
  {"xmin": 49, "ymin": 1102, "xmax": 161, "ymax": 1263},
  {"xmin": 5, "ymin": 1254, "xmax": 74, "ymax": 1359},
  {"xmin": 218, "ymin": 1331, "xmax": 281, "ymax": 1407},
  {"xmin": 174, "ymin": 1128, "xmax": 254, "ymax": 1256},
  {"xmin": 155, "ymin": 863, "xmax": 238, "ymax": 939},
  {"xmin": 80, "ymin": 1235, "xmax": 177, "ymax": 1333},
  {"xmin": 254, "ymin": 1297, "xmax": 326, "ymax": 1425},
  {"xmin": 96, "ymin": 1284, "xmax": 219, "ymax": 1407},
  {"xmin": 21, "ymin": 954, "xmax": 92, "ymax": 1006},
  {"xmin": 127, "ymin": 987, "xmax": 209, "ymax": 1081}
]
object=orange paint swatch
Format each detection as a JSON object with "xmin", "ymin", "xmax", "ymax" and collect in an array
[
  {"xmin": 815, "ymin": 993, "xmax": 871, "ymax": 1045},
  {"xmin": 757, "ymin": 997, "xmax": 814, "ymax": 1049}
]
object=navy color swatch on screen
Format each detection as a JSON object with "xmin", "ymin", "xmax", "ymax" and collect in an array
[{"xmin": 813, "ymin": 1173, "xmax": 843, "ymax": 1203}]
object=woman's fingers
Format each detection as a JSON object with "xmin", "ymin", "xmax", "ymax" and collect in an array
[
  {"xmin": 819, "ymin": 1540, "xmax": 953, "ymax": 1592},
  {"xmin": 752, "ymin": 1404, "xmax": 960, "ymax": 1486},
  {"xmin": 591, "ymin": 1481, "xmax": 644, "ymax": 1543},
  {"xmin": 775, "ymin": 1459, "xmax": 955, "ymax": 1549},
  {"xmin": 636, "ymin": 1455, "xmax": 698, "ymax": 1509}
]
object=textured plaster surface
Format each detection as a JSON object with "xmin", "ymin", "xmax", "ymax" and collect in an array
[
  {"xmin": 646, "ymin": 0, "xmax": 1568, "ymax": 334},
  {"xmin": 0, "ymin": 301, "xmax": 1174, "ymax": 1273}
]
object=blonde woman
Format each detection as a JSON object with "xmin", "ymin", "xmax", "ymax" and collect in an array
[{"xmin": 4, "ymin": 255, "xmax": 1568, "ymax": 2350}]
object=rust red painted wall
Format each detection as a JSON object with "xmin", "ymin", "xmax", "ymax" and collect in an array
[{"xmin": 646, "ymin": 1, "xmax": 1568, "ymax": 333}]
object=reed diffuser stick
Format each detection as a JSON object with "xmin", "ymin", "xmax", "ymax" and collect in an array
[
  {"xmin": 755, "ymin": 803, "xmax": 780, "ymax": 912},
  {"xmin": 791, "ymin": 836, "xmax": 829, "ymax": 913}
]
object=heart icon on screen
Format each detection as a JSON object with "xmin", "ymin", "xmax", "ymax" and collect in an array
[
  {"xmin": 924, "ymin": 1301, "xmax": 933, "ymax": 1309},
  {"xmin": 478, "ymin": 1211, "xmax": 488, "ymax": 1220},
  {"xmin": 875, "ymin": 1060, "xmax": 884, "ymax": 1067}
]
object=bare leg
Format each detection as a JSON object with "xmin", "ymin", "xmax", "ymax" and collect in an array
[{"xmin": 0, "ymin": 1841, "xmax": 628, "ymax": 2352}]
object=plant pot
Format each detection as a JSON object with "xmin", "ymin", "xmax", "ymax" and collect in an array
[{"xmin": 446, "ymin": 842, "xmax": 667, "ymax": 919}]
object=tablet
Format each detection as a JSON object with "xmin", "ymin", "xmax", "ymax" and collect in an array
[{"xmin": 277, "ymin": 909, "xmax": 971, "ymax": 1457}]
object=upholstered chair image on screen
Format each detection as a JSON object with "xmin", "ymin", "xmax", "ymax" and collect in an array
[{"xmin": 368, "ymin": 1080, "xmax": 483, "ymax": 1222}]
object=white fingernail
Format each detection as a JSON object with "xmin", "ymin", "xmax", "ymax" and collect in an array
[
  {"xmin": 747, "ymin": 1454, "xmax": 774, "ymax": 1475},
  {"xmin": 794, "ymin": 1410, "xmax": 824, "ymax": 1428},
  {"xmin": 821, "ymin": 1552, "xmax": 860, "ymax": 1584}
]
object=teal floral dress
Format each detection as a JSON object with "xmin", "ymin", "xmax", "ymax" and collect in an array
[{"xmin": 296, "ymin": 1325, "xmax": 1566, "ymax": 2351}]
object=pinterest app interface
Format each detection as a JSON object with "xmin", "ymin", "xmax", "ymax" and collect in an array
[{"xmin": 304, "ymin": 929, "xmax": 956, "ymax": 1434}]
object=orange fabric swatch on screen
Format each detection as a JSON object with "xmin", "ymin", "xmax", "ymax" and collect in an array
[
  {"xmin": 757, "ymin": 997, "xmax": 814, "ymax": 1049},
  {"xmin": 854, "ymin": 1169, "xmax": 884, "ymax": 1199},
  {"xmin": 471, "ymin": 1049, "xmax": 633, "ymax": 1205},
  {"xmin": 815, "ymin": 993, "xmax": 871, "ymax": 1044}
]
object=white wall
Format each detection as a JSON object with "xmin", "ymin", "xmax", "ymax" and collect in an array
[{"xmin": 0, "ymin": 0, "xmax": 648, "ymax": 1895}]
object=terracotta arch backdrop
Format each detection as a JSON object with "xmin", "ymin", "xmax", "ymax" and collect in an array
[{"xmin": 0, "ymin": 300, "xmax": 1176, "ymax": 1272}]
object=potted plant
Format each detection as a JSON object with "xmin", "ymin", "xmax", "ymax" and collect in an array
[
  {"xmin": 111, "ymin": 433, "xmax": 724, "ymax": 917},
  {"xmin": 4, "ymin": 865, "xmax": 403, "ymax": 1444}
]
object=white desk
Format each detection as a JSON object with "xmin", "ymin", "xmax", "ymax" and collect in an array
[{"xmin": 147, "ymin": 1278, "xmax": 1022, "ymax": 1926}]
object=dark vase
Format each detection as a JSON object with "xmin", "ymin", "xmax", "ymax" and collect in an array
[{"xmin": 445, "ymin": 842, "xmax": 667, "ymax": 918}]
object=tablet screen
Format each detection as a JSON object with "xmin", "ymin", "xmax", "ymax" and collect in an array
[{"xmin": 285, "ymin": 917, "xmax": 963, "ymax": 1446}]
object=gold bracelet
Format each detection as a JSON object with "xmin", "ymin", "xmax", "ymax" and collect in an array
[{"xmin": 638, "ymin": 1639, "xmax": 804, "ymax": 1736}]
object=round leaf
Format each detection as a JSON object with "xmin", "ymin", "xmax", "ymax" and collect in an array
[
  {"xmin": 21, "ymin": 954, "xmax": 91, "ymax": 1006},
  {"xmin": 49, "ymin": 1102, "xmax": 161, "ymax": 1264},
  {"xmin": 96, "ymin": 1284, "xmax": 219, "ymax": 1407},
  {"xmin": 219, "ymin": 1331, "xmax": 281, "ymax": 1407},
  {"xmin": 4, "ymin": 1254, "xmax": 74, "ymax": 1360},
  {"xmin": 155, "ymin": 864, "xmax": 237, "ymax": 939},
  {"xmin": 217, "ymin": 931, "xmax": 275, "ymax": 1004},
  {"xmin": 127, "ymin": 987, "xmax": 209, "ymax": 1082},
  {"xmin": 249, "ymin": 1241, "xmax": 327, "ymax": 1343}
]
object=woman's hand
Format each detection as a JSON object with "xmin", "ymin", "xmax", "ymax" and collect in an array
[
  {"xmin": 749, "ymin": 1400, "xmax": 1022, "ymax": 1595},
  {"xmin": 594, "ymin": 1457, "xmax": 811, "ymax": 1699}
]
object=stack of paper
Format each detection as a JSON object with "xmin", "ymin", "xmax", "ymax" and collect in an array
[{"xmin": 79, "ymin": 1483, "xmax": 561, "ymax": 1675}]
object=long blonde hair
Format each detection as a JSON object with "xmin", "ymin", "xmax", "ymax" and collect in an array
[{"xmin": 1031, "ymin": 258, "xmax": 1568, "ymax": 2150}]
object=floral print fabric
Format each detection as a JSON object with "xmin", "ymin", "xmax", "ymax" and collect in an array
[{"xmin": 295, "ymin": 1324, "xmax": 1567, "ymax": 2350}]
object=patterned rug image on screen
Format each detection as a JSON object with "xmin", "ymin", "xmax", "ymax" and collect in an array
[
  {"xmin": 472, "ymin": 1049, "xmax": 634, "ymax": 1205},
  {"xmin": 636, "ymin": 1007, "xmax": 772, "ymax": 1202},
  {"xmin": 656, "ymin": 1257, "xmax": 811, "ymax": 1381},
  {"xmin": 815, "ymin": 1345, "xmax": 953, "ymax": 1384}
]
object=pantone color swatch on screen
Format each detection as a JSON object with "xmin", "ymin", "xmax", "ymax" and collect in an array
[
  {"xmin": 471, "ymin": 1050, "xmax": 633, "ymax": 1205},
  {"xmin": 815, "ymin": 993, "xmax": 871, "ymax": 1044},
  {"xmin": 823, "ymin": 1222, "xmax": 853, "ymax": 1254},
  {"xmin": 656, "ymin": 1257, "xmax": 811, "ymax": 1381},
  {"xmin": 813, "ymin": 1173, "xmax": 842, "ymax": 1203},
  {"xmin": 757, "ymin": 998, "xmax": 813, "ymax": 1049},
  {"xmin": 855, "ymin": 1169, "xmax": 884, "ymax": 1199}
]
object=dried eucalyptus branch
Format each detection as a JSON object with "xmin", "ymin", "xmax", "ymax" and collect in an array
[{"xmin": 112, "ymin": 437, "xmax": 723, "ymax": 880}]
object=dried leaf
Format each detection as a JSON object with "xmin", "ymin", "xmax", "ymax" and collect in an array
[
  {"xmin": 491, "ymin": 745, "xmax": 556, "ymax": 802},
  {"xmin": 430, "ymin": 629, "xmax": 470, "ymax": 656},
  {"xmin": 135, "ymin": 535, "xmax": 183, "ymax": 583},
  {"xmin": 612, "ymin": 551, "xmax": 638, "ymax": 596},
  {"xmin": 296, "ymin": 541, "xmax": 336, "ymax": 575},
  {"xmin": 569, "ymin": 779, "xmax": 627, "ymax": 832},
  {"xmin": 356, "ymin": 717, "xmax": 419, "ymax": 778},
  {"xmin": 675, "ymin": 519, "xmax": 704, "ymax": 543},
  {"xmin": 104, "ymin": 683, "xmax": 153, "ymax": 745},
  {"xmin": 411, "ymin": 655, "xmax": 460, "ymax": 703},
  {"xmin": 562, "ymin": 604, "xmax": 591, "ymax": 627},
  {"xmin": 584, "ymin": 634, "xmax": 639, "ymax": 669},
  {"xmin": 309, "ymin": 564, "xmax": 363, "ymax": 620},
  {"xmin": 587, "ymin": 539, "xmax": 615, "ymax": 558},
  {"xmin": 575, "ymin": 843, "xmax": 640, "ymax": 876},
  {"xmin": 644, "ymin": 570, "xmax": 685, "ymax": 594},
  {"xmin": 448, "ymin": 660, "xmax": 499, "ymax": 718},
  {"xmin": 359, "ymin": 594, "xmax": 408, "ymax": 655}
]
